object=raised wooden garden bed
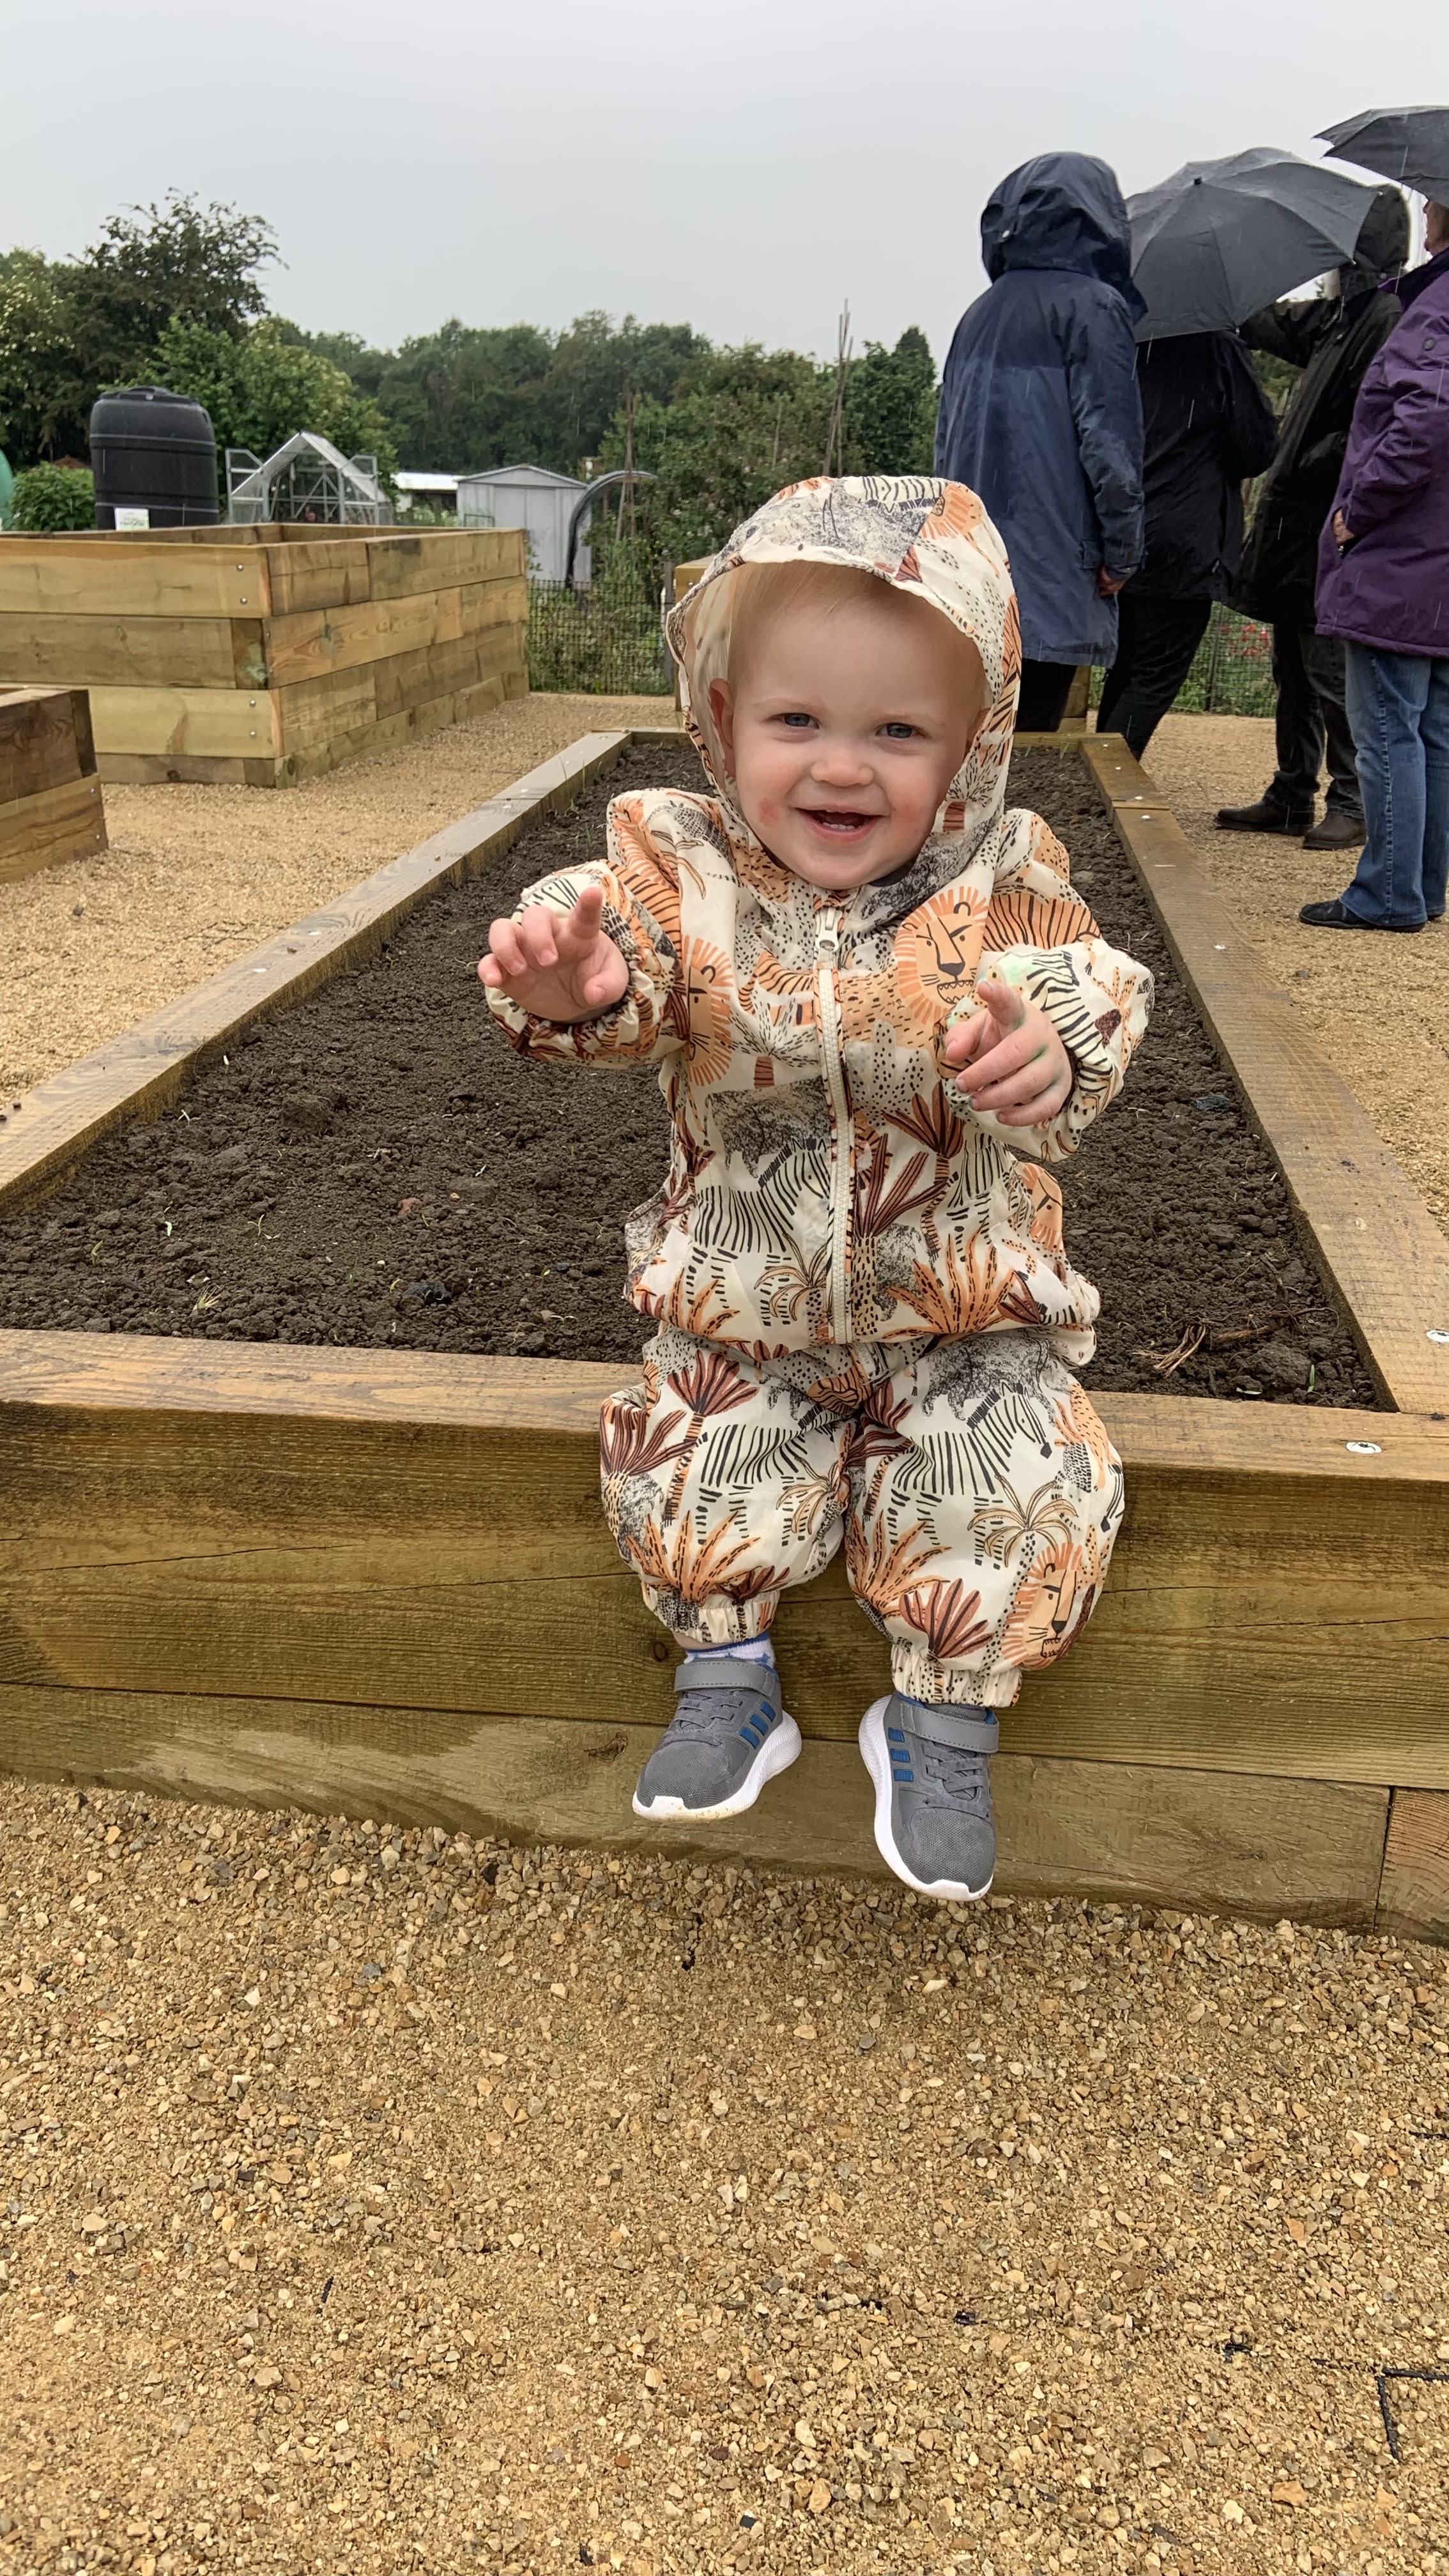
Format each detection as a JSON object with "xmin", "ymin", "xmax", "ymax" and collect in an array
[
  {"xmin": 1, "ymin": 728, "xmax": 1446, "ymax": 1931},
  {"xmin": 0, "ymin": 685, "xmax": 106, "ymax": 883},
  {"xmin": 0, "ymin": 524, "xmax": 527, "ymax": 786}
]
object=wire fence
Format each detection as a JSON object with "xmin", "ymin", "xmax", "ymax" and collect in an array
[
  {"xmin": 527, "ymin": 581, "xmax": 673, "ymax": 697},
  {"xmin": 1090, "ymin": 602, "xmax": 1276, "ymax": 720},
  {"xmin": 527, "ymin": 581, "xmax": 1276, "ymax": 716}
]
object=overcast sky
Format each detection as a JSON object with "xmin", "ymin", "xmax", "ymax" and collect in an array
[{"xmin": 6, "ymin": 0, "xmax": 1449, "ymax": 368}]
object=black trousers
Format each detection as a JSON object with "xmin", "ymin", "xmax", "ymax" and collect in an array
[
  {"xmin": 1016, "ymin": 659, "xmax": 1077, "ymax": 732},
  {"xmin": 1096, "ymin": 596, "xmax": 1212, "ymax": 761},
  {"xmin": 1267, "ymin": 623, "xmax": 1361, "ymax": 819}
]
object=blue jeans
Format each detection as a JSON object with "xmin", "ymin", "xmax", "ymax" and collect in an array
[{"xmin": 1342, "ymin": 643, "xmax": 1449, "ymax": 928}]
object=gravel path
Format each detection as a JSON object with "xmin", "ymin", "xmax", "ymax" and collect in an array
[
  {"xmin": 1140, "ymin": 716, "xmax": 1449, "ymax": 1245},
  {"xmin": 2, "ymin": 1779, "xmax": 1446, "ymax": 2576},
  {"xmin": 0, "ymin": 695, "xmax": 674, "ymax": 1105}
]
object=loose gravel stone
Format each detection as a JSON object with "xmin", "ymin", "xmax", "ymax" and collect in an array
[{"xmin": 1, "ymin": 1780, "xmax": 1447, "ymax": 2572}]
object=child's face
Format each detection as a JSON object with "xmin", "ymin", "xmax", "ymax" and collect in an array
[{"xmin": 708, "ymin": 585, "xmax": 983, "ymax": 892}]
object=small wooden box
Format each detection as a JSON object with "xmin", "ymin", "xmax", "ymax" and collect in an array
[{"xmin": 0, "ymin": 686, "xmax": 107, "ymax": 884}]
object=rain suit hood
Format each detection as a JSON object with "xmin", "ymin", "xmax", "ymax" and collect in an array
[
  {"xmin": 664, "ymin": 474, "xmax": 1020, "ymax": 872},
  {"xmin": 981, "ymin": 153, "xmax": 1148, "ymax": 326}
]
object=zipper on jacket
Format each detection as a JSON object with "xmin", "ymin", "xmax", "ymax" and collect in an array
[{"xmin": 815, "ymin": 907, "xmax": 852, "ymax": 1342}]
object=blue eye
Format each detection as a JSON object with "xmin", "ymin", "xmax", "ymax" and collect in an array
[
  {"xmin": 880, "ymin": 723, "xmax": 918, "ymax": 740},
  {"xmin": 778, "ymin": 712, "xmax": 815, "ymax": 729}
]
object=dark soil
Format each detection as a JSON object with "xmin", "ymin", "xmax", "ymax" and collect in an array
[
  {"xmin": 1012, "ymin": 750, "xmax": 1377, "ymax": 1408},
  {"xmin": 0, "ymin": 735, "xmax": 1377, "ymax": 1407}
]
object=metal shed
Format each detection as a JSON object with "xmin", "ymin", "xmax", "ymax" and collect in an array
[{"xmin": 456, "ymin": 463, "xmax": 590, "ymax": 586}]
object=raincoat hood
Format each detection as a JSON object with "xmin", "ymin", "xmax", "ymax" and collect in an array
[
  {"xmin": 1353, "ymin": 183, "xmax": 1411, "ymax": 285},
  {"xmin": 981, "ymin": 153, "xmax": 1147, "ymax": 325},
  {"xmin": 666, "ymin": 473, "xmax": 1022, "ymax": 874}
]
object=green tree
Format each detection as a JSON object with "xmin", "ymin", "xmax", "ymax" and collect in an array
[
  {"xmin": 8, "ymin": 462, "xmax": 95, "ymax": 530},
  {"xmin": 846, "ymin": 326, "xmax": 938, "ymax": 473},
  {"xmin": 0, "ymin": 252, "xmax": 90, "ymax": 464},
  {"xmin": 152, "ymin": 317, "xmax": 399, "ymax": 485},
  {"xmin": 293, "ymin": 310, "xmax": 710, "ymax": 476},
  {"xmin": 70, "ymin": 192, "xmax": 277, "ymax": 389},
  {"xmin": 598, "ymin": 344, "xmax": 843, "ymax": 583},
  {"xmin": 0, "ymin": 196, "xmax": 277, "ymax": 467}
]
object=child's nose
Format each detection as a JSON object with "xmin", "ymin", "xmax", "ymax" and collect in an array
[{"xmin": 810, "ymin": 740, "xmax": 874, "ymax": 784}]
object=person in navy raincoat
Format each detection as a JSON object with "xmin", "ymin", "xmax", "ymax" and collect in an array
[{"xmin": 934, "ymin": 153, "xmax": 1146, "ymax": 731}]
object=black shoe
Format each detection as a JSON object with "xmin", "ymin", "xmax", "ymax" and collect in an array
[
  {"xmin": 1216, "ymin": 798, "xmax": 1317, "ymax": 834},
  {"xmin": 1302, "ymin": 811, "xmax": 1365, "ymax": 851},
  {"xmin": 1298, "ymin": 896, "xmax": 1423, "ymax": 932}
]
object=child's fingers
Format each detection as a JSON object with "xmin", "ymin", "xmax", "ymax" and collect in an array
[
  {"xmin": 954, "ymin": 1024, "xmax": 1040, "ymax": 1092},
  {"xmin": 942, "ymin": 1007, "xmax": 990, "ymax": 1064},
  {"xmin": 992, "ymin": 1073, "xmax": 1073, "ymax": 1127},
  {"xmin": 557, "ymin": 884, "xmax": 606, "ymax": 954},
  {"xmin": 518, "ymin": 908, "xmax": 562, "ymax": 972},
  {"xmin": 965, "ymin": 1057, "xmax": 1073, "ymax": 1121},
  {"xmin": 975, "ymin": 976, "xmax": 1028, "ymax": 1032},
  {"xmin": 485, "ymin": 917, "xmax": 528, "ymax": 978}
]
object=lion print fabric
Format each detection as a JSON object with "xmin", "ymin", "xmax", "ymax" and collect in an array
[
  {"xmin": 486, "ymin": 477, "xmax": 1153, "ymax": 1362},
  {"xmin": 601, "ymin": 1326, "xmax": 1124, "ymax": 1708}
]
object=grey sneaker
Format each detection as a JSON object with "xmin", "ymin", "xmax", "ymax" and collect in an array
[
  {"xmin": 633, "ymin": 1657, "xmax": 802, "ymax": 1823},
  {"xmin": 858, "ymin": 1695, "xmax": 998, "ymax": 1901}
]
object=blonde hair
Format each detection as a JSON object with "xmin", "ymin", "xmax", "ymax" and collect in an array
[{"xmin": 726, "ymin": 558, "xmax": 979, "ymax": 691}]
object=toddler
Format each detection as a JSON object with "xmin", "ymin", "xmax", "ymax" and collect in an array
[{"xmin": 482, "ymin": 477, "xmax": 1152, "ymax": 1903}]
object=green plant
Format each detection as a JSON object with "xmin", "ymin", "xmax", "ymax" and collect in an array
[
  {"xmin": 151, "ymin": 317, "xmax": 398, "ymax": 494},
  {"xmin": 528, "ymin": 544, "xmax": 671, "ymax": 696},
  {"xmin": 8, "ymin": 462, "xmax": 94, "ymax": 530}
]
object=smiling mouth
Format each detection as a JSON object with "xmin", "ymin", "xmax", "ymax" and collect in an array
[{"xmin": 799, "ymin": 807, "xmax": 879, "ymax": 836}]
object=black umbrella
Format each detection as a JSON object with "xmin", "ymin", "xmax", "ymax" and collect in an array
[
  {"xmin": 1317, "ymin": 106, "xmax": 1449, "ymax": 203},
  {"xmin": 1129, "ymin": 146, "xmax": 1377, "ymax": 339}
]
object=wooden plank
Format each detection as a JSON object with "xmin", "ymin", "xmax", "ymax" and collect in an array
[
  {"xmin": 260, "ymin": 539, "xmax": 374, "ymax": 617},
  {"xmin": 369, "ymin": 622, "xmax": 523, "ymax": 724},
  {"xmin": 86, "ymin": 685, "xmax": 281, "ymax": 762},
  {"xmin": 97, "ymin": 752, "xmax": 282, "ymax": 789},
  {"xmin": 1083, "ymin": 732, "xmax": 1449, "ymax": 1416},
  {"xmin": 272, "ymin": 666, "xmax": 378, "ymax": 754},
  {"xmin": 0, "ymin": 611, "xmax": 252, "ymax": 691},
  {"xmin": 261, "ymin": 576, "xmax": 526, "ymax": 687},
  {"xmin": 1376, "ymin": 1790, "xmax": 1449, "ymax": 1940},
  {"xmin": 8, "ymin": 526, "xmax": 273, "ymax": 550},
  {"xmin": 365, "ymin": 528, "xmax": 525, "ymax": 601},
  {"xmin": 0, "ymin": 686, "xmax": 92, "ymax": 801},
  {"xmin": 0, "ymin": 774, "xmax": 107, "ymax": 883},
  {"xmin": 0, "ymin": 544, "xmax": 266, "ymax": 622},
  {"xmin": 1082, "ymin": 728, "xmax": 1176, "ymax": 808},
  {"xmin": 0, "ymin": 733, "xmax": 632, "ymax": 1204},
  {"xmin": 0, "ymin": 1332, "xmax": 1443, "ymax": 1787},
  {"xmin": 0, "ymin": 1680, "xmax": 1388, "ymax": 1922},
  {"xmin": 279, "ymin": 668, "xmax": 522, "ymax": 787}
]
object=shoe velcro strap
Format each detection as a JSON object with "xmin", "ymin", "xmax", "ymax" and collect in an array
[
  {"xmin": 895, "ymin": 1699, "xmax": 999, "ymax": 1754},
  {"xmin": 675, "ymin": 1656, "xmax": 781, "ymax": 1711}
]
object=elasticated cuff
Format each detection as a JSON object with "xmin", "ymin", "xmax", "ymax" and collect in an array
[{"xmin": 890, "ymin": 1643, "xmax": 1020, "ymax": 1708}]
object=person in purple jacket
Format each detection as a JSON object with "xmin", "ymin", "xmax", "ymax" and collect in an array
[{"xmin": 1304, "ymin": 199, "xmax": 1449, "ymax": 931}]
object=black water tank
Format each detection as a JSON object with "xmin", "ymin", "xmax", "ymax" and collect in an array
[{"xmin": 89, "ymin": 387, "xmax": 219, "ymax": 528}]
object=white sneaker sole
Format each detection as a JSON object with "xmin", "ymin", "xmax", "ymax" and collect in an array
[
  {"xmin": 632, "ymin": 1710, "xmax": 802, "ymax": 1823},
  {"xmin": 858, "ymin": 1698, "xmax": 994, "ymax": 1903}
]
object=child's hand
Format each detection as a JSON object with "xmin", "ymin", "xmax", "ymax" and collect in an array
[
  {"xmin": 479, "ymin": 884, "xmax": 629, "ymax": 1024},
  {"xmin": 944, "ymin": 977, "xmax": 1073, "ymax": 1126}
]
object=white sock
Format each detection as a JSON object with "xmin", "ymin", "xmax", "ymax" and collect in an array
[{"xmin": 682, "ymin": 1636, "xmax": 776, "ymax": 1668}]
